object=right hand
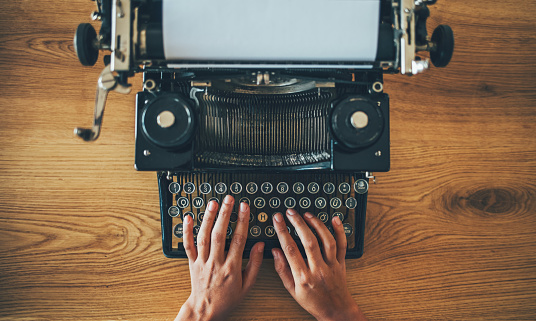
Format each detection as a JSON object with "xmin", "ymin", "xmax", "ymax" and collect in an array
[{"xmin": 271, "ymin": 209, "xmax": 367, "ymax": 321}]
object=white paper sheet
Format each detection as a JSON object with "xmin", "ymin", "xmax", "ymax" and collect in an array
[{"xmin": 162, "ymin": 0, "xmax": 380, "ymax": 64}]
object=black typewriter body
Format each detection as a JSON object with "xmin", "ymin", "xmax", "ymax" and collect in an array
[{"xmin": 73, "ymin": 0, "xmax": 453, "ymax": 259}]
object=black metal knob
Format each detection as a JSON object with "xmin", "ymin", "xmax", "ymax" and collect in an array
[
  {"xmin": 74, "ymin": 23, "xmax": 99, "ymax": 66},
  {"xmin": 430, "ymin": 25, "xmax": 454, "ymax": 68}
]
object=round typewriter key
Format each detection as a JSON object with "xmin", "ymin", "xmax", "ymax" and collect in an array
[
  {"xmin": 183, "ymin": 182, "xmax": 196, "ymax": 194},
  {"xmin": 354, "ymin": 179, "xmax": 369, "ymax": 194},
  {"xmin": 168, "ymin": 182, "xmax": 181, "ymax": 194},
  {"xmin": 323, "ymin": 182, "xmax": 336, "ymax": 194},
  {"xmin": 261, "ymin": 182, "xmax": 273, "ymax": 194},
  {"xmin": 330, "ymin": 197, "xmax": 342, "ymax": 209},
  {"xmin": 177, "ymin": 197, "xmax": 189, "ymax": 209},
  {"xmin": 249, "ymin": 213, "xmax": 255, "ymax": 223},
  {"xmin": 308, "ymin": 182, "xmax": 320, "ymax": 194},
  {"xmin": 284, "ymin": 197, "xmax": 296, "ymax": 209},
  {"xmin": 239, "ymin": 197, "xmax": 250, "ymax": 206},
  {"xmin": 229, "ymin": 212, "xmax": 238, "ymax": 223},
  {"xmin": 272, "ymin": 212, "xmax": 282, "ymax": 220},
  {"xmin": 199, "ymin": 183, "xmax": 211, "ymax": 194},
  {"xmin": 193, "ymin": 225, "xmax": 201, "ymax": 237},
  {"xmin": 183, "ymin": 211, "xmax": 194, "ymax": 221},
  {"xmin": 299, "ymin": 197, "xmax": 311, "ymax": 209},
  {"xmin": 230, "ymin": 182, "xmax": 242, "ymax": 194},
  {"xmin": 192, "ymin": 197, "xmax": 204, "ymax": 209},
  {"xmin": 198, "ymin": 212, "xmax": 205, "ymax": 223},
  {"xmin": 287, "ymin": 226, "xmax": 291, "ymax": 234},
  {"xmin": 315, "ymin": 197, "xmax": 327, "ymax": 209},
  {"xmin": 227, "ymin": 226, "xmax": 233, "ymax": 236},
  {"xmin": 265, "ymin": 226, "xmax": 276, "ymax": 237},
  {"xmin": 339, "ymin": 182, "xmax": 351, "ymax": 194},
  {"xmin": 168, "ymin": 206, "xmax": 180, "ymax": 217},
  {"xmin": 293, "ymin": 182, "xmax": 305, "ymax": 194},
  {"xmin": 333, "ymin": 212, "xmax": 345, "ymax": 222},
  {"xmin": 215, "ymin": 182, "xmax": 227, "ymax": 194},
  {"xmin": 246, "ymin": 182, "xmax": 258, "ymax": 194},
  {"xmin": 317, "ymin": 212, "xmax": 329, "ymax": 223},
  {"xmin": 250, "ymin": 226, "xmax": 262, "ymax": 237},
  {"xmin": 173, "ymin": 223, "xmax": 184, "ymax": 238},
  {"xmin": 254, "ymin": 197, "xmax": 266, "ymax": 209},
  {"xmin": 343, "ymin": 223, "xmax": 354, "ymax": 237},
  {"xmin": 258, "ymin": 212, "xmax": 268, "ymax": 223},
  {"xmin": 208, "ymin": 197, "xmax": 219, "ymax": 204},
  {"xmin": 345, "ymin": 197, "xmax": 357, "ymax": 209},
  {"xmin": 269, "ymin": 197, "xmax": 281, "ymax": 209},
  {"xmin": 294, "ymin": 229, "xmax": 299, "ymax": 237},
  {"xmin": 276, "ymin": 182, "xmax": 289, "ymax": 194}
]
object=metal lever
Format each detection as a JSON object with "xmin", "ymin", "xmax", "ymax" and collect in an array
[{"xmin": 74, "ymin": 65, "xmax": 131, "ymax": 141}]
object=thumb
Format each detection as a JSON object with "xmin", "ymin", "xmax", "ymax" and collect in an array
[{"xmin": 242, "ymin": 242, "xmax": 265, "ymax": 294}]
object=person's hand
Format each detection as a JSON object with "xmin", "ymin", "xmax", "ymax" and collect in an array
[
  {"xmin": 176, "ymin": 195, "xmax": 265, "ymax": 321},
  {"xmin": 272, "ymin": 209, "xmax": 367, "ymax": 321}
]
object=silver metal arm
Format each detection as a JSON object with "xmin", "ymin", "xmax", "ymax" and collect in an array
[{"xmin": 74, "ymin": 65, "xmax": 131, "ymax": 141}]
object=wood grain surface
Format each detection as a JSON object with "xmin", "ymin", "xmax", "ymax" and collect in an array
[{"xmin": 1, "ymin": 0, "xmax": 535, "ymax": 320}]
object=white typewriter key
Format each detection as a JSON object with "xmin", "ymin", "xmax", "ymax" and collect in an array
[
  {"xmin": 168, "ymin": 182, "xmax": 181, "ymax": 194},
  {"xmin": 230, "ymin": 182, "xmax": 242, "ymax": 194},
  {"xmin": 265, "ymin": 226, "xmax": 276, "ymax": 237},
  {"xmin": 226, "ymin": 226, "xmax": 233, "ymax": 236},
  {"xmin": 193, "ymin": 225, "xmax": 201, "ymax": 237},
  {"xmin": 345, "ymin": 197, "xmax": 357, "ymax": 209},
  {"xmin": 192, "ymin": 197, "xmax": 204, "ymax": 209},
  {"xmin": 215, "ymin": 182, "xmax": 227, "ymax": 194},
  {"xmin": 339, "ymin": 183, "xmax": 351, "ymax": 194},
  {"xmin": 317, "ymin": 212, "xmax": 329, "ymax": 223},
  {"xmin": 173, "ymin": 224, "xmax": 184, "ymax": 238},
  {"xmin": 254, "ymin": 197, "xmax": 266, "ymax": 209},
  {"xmin": 250, "ymin": 226, "xmax": 262, "ymax": 237},
  {"xmin": 323, "ymin": 182, "xmax": 336, "ymax": 194},
  {"xmin": 284, "ymin": 197, "xmax": 296, "ymax": 208},
  {"xmin": 183, "ymin": 211, "xmax": 194, "ymax": 221},
  {"xmin": 199, "ymin": 183, "xmax": 211, "ymax": 194},
  {"xmin": 177, "ymin": 197, "xmax": 189, "ymax": 209},
  {"xmin": 208, "ymin": 197, "xmax": 219, "ymax": 205},
  {"xmin": 276, "ymin": 182, "xmax": 289, "ymax": 194},
  {"xmin": 299, "ymin": 197, "xmax": 311, "ymax": 209},
  {"xmin": 261, "ymin": 182, "xmax": 273, "ymax": 194},
  {"xmin": 330, "ymin": 197, "xmax": 342, "ymax": 209},
  {"xmin": 354, "ymin": 179, "xmax": 369, "ymax": 194},
  {"xmin": 269, "ymin": 197, "xmax": 281, "ymax": 208},
  {"xmin": 246, "ymin": 182, "xmax": 258, "ymax": 194},
  {"xmin": 168, "ymin": 206, "xmax": 180, "ymax": 217},
  {"xmin": 308, "ymin": 182, "xmax": 320, "ymax": 194},
  {"xmin": 239, "ymin": 197, "xmax": 250, "ymax": 206},
  {"xmin": 198, "ymin": 212, "xmax": 205, "ymax": 223},
  {"xmin": 183, "ymin": 182, "xmax": 196, "ymax": 194},
  {"xmin": 293, "ymin": 182, "xmax": 305, "ymax": 194},
  {"xmin": 315, "ymin": 197, "xmax": 327, "ymax": 209}
]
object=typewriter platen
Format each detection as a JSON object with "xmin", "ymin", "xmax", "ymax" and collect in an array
[{"xmin": 74, "ymin": 0, "xmax": 453, "ymax": 258}]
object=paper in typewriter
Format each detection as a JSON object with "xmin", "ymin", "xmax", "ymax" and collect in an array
[{"xmin": 163, "ymin": 0, "xmax": 380, "ymax": 64}]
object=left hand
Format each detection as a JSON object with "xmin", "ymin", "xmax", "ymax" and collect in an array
[{"xmin": 175, "ymin": 195, "xmax": 265, "ymax": 321}]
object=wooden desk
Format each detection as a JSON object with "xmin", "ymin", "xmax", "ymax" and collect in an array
[{"xmin": 1, "ymin": 1, "xmax": 535, "ymax": 319}]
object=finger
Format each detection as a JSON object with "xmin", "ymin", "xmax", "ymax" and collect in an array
[
  {"xmin": 183, "ymin": 215, "xmax": 197, "ymax": 263},
  {"xmin": 332, "ymin": 216, "xmax": 348, "ymax": 263},
  {"xmin": 273, "ymin": 212, "xmax": 307, "ymax": 277},
  {"xmin": 286, "ymin": 209, "xmax": 324, "ymax": 268},
  {"xmin": 211, "ymin": 195, "xmax": 234, "ymax": 262},
  {"xmin": 303, "ymin": 212, "xmax": 337, "ymax": 265},
  {"xmin": 242, "ymin": 242, "xmax": 265, "ymax": 295},
  {"xmin": 227, "ymin": 201, "xmax": 250, "ymax": 263},
  {"xmin": 272, "ymin": 248, "xmax": 295, "ymax": 297},
  {"xmin": 196, "ymin": 200, "xmax": 218, "ymax": 261}
]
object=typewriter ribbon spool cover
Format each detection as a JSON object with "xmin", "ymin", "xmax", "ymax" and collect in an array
[{"xmin": 73, "ymin": 0, "xmax": 454, "ymax": 258}]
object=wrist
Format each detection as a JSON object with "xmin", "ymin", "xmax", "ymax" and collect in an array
[
  {"xmin": 316, "ymin": 302, "xmax": 367, "ymax": 321},
  {"xmin": 175, "ymin": 298, "xmax": 217, "ymax": 321}
]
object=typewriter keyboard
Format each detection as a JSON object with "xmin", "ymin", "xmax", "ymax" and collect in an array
[{"xmin": 159, "ymin": 172, "xmax": 369, "ymax": 259}]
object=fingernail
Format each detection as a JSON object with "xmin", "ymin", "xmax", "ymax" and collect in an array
[
  {"xmin": 258, "ymin": 242, "xmax": 265, "ymax": 253},
  {"xmin": 240, "ymin": 201, "xmax": 247, "ymax": 211},
  {"xmin": 185, "ymin": 215, "xmax": 191, "ymax": 224},
  {"xmin": 304, "ymin": 212, "xmax": 313, "ymax": 219},
  {"xmin": 333, "ymin": 216, "xmax": 342, "ymax": 226},
  {"xmin": 223, "ymin": 195, "xmax": 234, "ymax": 204},
  {"xmin": 271, "ymin": 249, "xmax": 278, "ymax": 258},
  {"xmin": 286, "ymin": 209, "xmax": 296, "ymax": 216},
  {"xmin": 274, "ymin": 212, "xmax": 283, "ymax": 223},
  {"xmin": 208, "ymin": 201, "xmax": 217, "ymax": 211}
]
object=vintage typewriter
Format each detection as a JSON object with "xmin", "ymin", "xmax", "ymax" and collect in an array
[{"xmin": 73, "ymin": 0, "xmax": 453, "ymax": 258}]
